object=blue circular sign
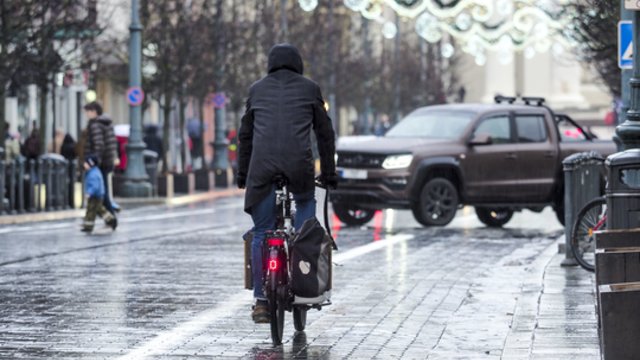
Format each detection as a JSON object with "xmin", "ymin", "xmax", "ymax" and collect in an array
[{"xmin": 126, "ymin": 86, "xmax": 145, "ymax": 106}]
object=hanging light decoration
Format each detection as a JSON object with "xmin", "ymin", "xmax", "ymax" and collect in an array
[
  {"xmin": 336, "ymin": 0, "xmax": 570, "ymax": 66},
  {"xmin": 382, "ymin": 21, "xmax": 398, "ymax": 39},
  {"xmin": 298, "ymin": 0, "xmax": 318, "ymax": 12}
]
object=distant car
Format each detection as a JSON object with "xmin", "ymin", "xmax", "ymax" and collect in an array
[{"xmin": 331, "ymin": 97, "xmax": 617, "ymax": 228}]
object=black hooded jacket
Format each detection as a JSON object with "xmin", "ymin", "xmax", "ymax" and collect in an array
[{"xmin": 238, "ymin": 44, "xmax": 336, "ymax": 213}]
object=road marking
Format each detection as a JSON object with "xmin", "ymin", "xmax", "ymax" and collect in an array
[
  {"xmin": 0, "ymin": 203, "xmax": 243, "ymax": 235},
  {"xmin": 116, "ymin": 232, "xmax": 415, "ymax": 360}
]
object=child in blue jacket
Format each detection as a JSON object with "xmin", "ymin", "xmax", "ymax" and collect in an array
[{"xmin": 82, "ymin": 155, "xmax": 117, "ymax": 232}]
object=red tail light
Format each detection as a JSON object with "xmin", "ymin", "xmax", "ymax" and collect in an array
[
  {"xmin": 267, "ymin": 238, "xmax": 285, "ymax": 246},
  {"xmin": 269, "ymin": 258, "xmax": 279, "ymax": 271}
]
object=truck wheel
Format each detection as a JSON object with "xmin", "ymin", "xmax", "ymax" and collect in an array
[
  {"xmin": 332, "ymin": 203, "xmax": 375, "ymax": 226},
  {"xmin": 475, "ymin": 207, "xmax": 513, "ymax": 228},
  {"xmin": 412, "ymin": 178, "xmax": 458, "ymax": 227}
]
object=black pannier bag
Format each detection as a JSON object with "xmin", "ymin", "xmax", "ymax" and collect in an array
[{"xmin": 290, "ymin": 217, "xmax": 333, "ymax": 301}]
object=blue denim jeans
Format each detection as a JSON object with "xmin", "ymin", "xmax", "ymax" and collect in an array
[{"xmin": 250, "ymin": 186, "xmax": 316, "ymax": 300}]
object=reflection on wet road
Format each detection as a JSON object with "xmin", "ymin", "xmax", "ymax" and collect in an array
[{"xmin": 0, "ymin": 196, "xmax": 597, "ymax": 359}]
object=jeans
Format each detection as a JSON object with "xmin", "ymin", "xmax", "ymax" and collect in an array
[{"xmin": 251, "ymin": 186, "xmax": 316, "ymax": 300}]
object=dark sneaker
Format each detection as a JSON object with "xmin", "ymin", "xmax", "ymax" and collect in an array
[
  {"xmin": 81, "ymin": 226, "xmax": 93, "ymax": 233},
  {"xmin": 252, "ymin": 301, "xmax": 270, "ymax": 324},
  {"xmin": 107, "ymin": 217, "xmax": 118, "ymax": 231}
]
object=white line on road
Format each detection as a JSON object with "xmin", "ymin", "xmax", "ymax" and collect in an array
[
  {"xmin": 116, "ymin": 232, "xmax": 415, "ymax": 360},
  {"xmin": 0, "ymin": 203, "xmax": 243, "ymax": 235}
]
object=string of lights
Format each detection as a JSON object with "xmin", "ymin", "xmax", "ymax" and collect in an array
[{"xmin": 297, "ymin": 0, "xmax": 571, "ymax": 65}]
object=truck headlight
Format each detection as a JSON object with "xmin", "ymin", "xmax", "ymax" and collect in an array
[{"xmin": 382, "ymin": 154, "xmax": 413, "ymax": 169}]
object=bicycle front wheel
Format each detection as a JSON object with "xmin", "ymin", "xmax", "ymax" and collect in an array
[
  {"xmin": 293, "ymin": 306, "xmax": 307, "ymax": 331},
  {"xmin": 571, "ymin": 197, "xmax": 607, "ymax": 272}
]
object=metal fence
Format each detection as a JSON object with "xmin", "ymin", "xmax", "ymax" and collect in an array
[{"xmin": 1, "ymin": 156, "xmax": 79, "ymax": 215}]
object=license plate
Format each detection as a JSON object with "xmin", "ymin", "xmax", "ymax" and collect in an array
[{"xmin": 340, "ymin": 169, "xmax": 367, "ymax": 179}]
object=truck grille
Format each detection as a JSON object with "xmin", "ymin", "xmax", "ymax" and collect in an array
[{"xmin": 337, "ymin": 152, "xmax": 386, "ymax": 168}]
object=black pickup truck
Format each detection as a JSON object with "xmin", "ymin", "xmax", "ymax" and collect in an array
[{"xmin": 331, "ymin": 97, "xmax": 617, "ymax": 227}]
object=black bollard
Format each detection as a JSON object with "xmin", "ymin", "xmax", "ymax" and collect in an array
[
  {"xmin": 44, "ymin": 159, "xmax": 52, "ymax": 211},
  {"xmin": 0, "ymin": 160, "xmax": 5, "ymax": 214},
  {"xmin": 17, "ymin": 158, "xmax": 24, "ymax": 213},
  {"xmin": 68, "ymin": 161, "xmax": 76, "ymax": 209},
  {"xmin": 7, "ymin": 160, "xmax": 16, "ymax": 214}
]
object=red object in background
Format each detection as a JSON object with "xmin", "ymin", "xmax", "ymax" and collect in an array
[
  {"xmin": 604, "ymin": 110, "xmax": 616, "ymax": 126},
  {"xmin": 115, "ymin": 136, "xmax": 128, "ymax": 172}
]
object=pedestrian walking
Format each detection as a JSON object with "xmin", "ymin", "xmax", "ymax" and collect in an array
[
  {"xmin": 60, "ymin": 134, "xmax": 77, "ymax": 162},
  {"xmin": 83, "ymin": 101, "xmax": 120, "ymax": 215},
  {"xmin": 81, "ymin": 155, "xmax": 117, "ymax": 233},
  {"xmin": 4, "ymin": 128, "xmax": 21, "ymax": 162},
  {"xmin": 23, "ymin": 126, "xmax": 41, "ymax": 160},
  {"xmin": 237, "ymin": 43, "xmax": 337, "ymax": 323}
]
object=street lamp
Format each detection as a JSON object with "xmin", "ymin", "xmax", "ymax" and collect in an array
[
  {"xmin": 120, "ymin": 0, "xmax": 152, "ymax": 197},
  {"xmin": 617, "ymin": 5, "xmax": 640, "ymax": 149}
]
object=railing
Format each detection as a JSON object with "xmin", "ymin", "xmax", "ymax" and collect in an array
[{"xmin": 1, "ymin": 156, "xmax": 79, "ymax": 215}]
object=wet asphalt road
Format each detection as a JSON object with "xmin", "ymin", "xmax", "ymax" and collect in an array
[{"xmin": 0, "ymin": 193, "xmax": 598, "ymax": 359}]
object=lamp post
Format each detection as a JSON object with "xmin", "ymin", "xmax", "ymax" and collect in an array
[
  {"xmin": 121, "ymin": 0, "xmax": 152, "ymax": 197},
  {"xmin": 617, "ymin": 8, "xmax": 640, "ymax": 150}
]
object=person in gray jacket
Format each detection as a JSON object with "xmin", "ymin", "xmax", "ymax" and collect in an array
[{"xmin": 237, "ymin": 43, "xmax": 337, "ymax": 323}]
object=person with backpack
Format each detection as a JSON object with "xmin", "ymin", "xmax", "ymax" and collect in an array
[
  {"xmin": 83, "ymin": 101, "xmax": 120, "ymax": 216},
  {"xmin": 82, "ymin": 154, "xmax": 117, "ymax": 233}
]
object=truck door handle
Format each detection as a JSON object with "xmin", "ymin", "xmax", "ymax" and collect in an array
[
  {"xmin": 505, "ymin": 153, "xmax": 517, "ymax": 160},
  {"xmin": 545, "ymin": 151, "xmax": 555, "ymax": 158}
]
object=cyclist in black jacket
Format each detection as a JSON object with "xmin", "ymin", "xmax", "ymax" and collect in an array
[{"xmin": 237, "ymin": 43, "xmax": 337, "ymax": 323}]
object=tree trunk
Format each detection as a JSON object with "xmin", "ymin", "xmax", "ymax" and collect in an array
[
  {"xmin": 198, "ymin": 97, "xmax": 207, "ymax": 171},
  {"xmin": 0, "ymin": 85, "xmax": 6, "ymax": 144},
  {"xmin": 39, "ymin": 84, "xmax": 48, "ymax": 155},
  {"xmin": 178, "ymin": 97, "xmax": 186, "ymax": 173},
  {"xmin": 161, "ymin": 94, "xmax": 172, "ymax": 174}
]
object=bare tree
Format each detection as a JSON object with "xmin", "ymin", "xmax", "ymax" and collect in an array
[{"xmin": 564, "ymin": 0, "xmax": 619, "ymax": 96}]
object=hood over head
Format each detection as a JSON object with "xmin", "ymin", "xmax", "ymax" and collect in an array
[{"xmin": 267, "ymin": 44, "xmax": 303, "ymax": 75}]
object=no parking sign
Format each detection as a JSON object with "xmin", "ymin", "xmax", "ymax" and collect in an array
[{"xmin": 126, "ymin": 86, "xmax": 145, "ymax": 106}]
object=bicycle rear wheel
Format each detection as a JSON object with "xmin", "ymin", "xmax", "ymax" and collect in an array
[
  {"xmin": 293, "ymin": 306, "xmax": 307, "ymax": 331},
  {"xmin": 269, "ymin": 290, "xmax": 284, "ymax": 346},
  {"xmin": 571, "ymin": 197, "xmax": 607, "ymax": 272}
]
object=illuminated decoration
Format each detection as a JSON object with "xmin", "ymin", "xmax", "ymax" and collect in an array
[
  {"xmin": 336, "ymin": 0, "xmax": 571, "ymax": 65},
  {"xmin": 299, "ymin": 0, "xmax": 318, "ymax": 12}
]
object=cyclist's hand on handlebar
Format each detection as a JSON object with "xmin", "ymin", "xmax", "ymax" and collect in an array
[{"xmin": 316, "ymin": 172, "xmax": 338, "ymax": 189}]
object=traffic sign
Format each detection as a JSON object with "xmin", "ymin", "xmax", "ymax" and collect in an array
[
  {"xmin": 626, "ymin": 0, "xmax": 640, "ymax": 10},
  {"xmin": 212, "ymin": 92, "xmax": 227, "ymax": 109},
  {"xmin": 619, "ymin": 21, "xmax": 633, "ymax": 69},
  {"xmin": 126, "ymin": 86, "xmax": 145, "ymax": 106}
]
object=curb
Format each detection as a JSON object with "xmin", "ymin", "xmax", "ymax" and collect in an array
[{"xmin": 0, "ymin": 188, "xmax": 245, "ymax": 226}]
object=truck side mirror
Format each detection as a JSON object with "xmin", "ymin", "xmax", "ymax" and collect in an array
[{"xmin": 469, "ymin": 133, "xmax": 493, "ymax": 146}]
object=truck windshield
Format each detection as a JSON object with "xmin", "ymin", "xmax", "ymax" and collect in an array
[{"xmin": 385, "ymin": 110, "xmax": 474, "ymax": 139}]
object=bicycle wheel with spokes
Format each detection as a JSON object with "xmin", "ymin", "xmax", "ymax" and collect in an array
[{"xmin": 571, "ymin": 197, "xmax": 607, "ymax": 272}]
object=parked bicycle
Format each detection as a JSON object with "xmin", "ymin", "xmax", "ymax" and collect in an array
[
  {"xmin": 264, "ymin": 175, "xmax": 334, "ymax": 345},
  {"xmin": 570, "ymin": 196, "xmax": 607, "ymax": 272}
]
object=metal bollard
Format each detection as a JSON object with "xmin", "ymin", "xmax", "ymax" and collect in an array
[
  {"xmin": 17, "ymin": 158, "xmax": 24, "ymax": 213},
  {"xmin": 54, "ymin": 160, "xmax": 62, "ymax": 210},
  {"xmin": 36, "ymin": 158, "xmax": 43, "ymax": 211},
  {"xmin": 7, "ymin": 160, "xmax": 16, "ymax": 214},
  {"xmin": 68, "ymin": 161, "xmax": 76, "ymax": 209},
  {"xmin": 562, "ymin": 151, "xmax": 605, "ymax": 266},
  {"xmin": 44, "ymin": 159, "xmax": 52, "ymax": 211},
  {"xmin": 0, "ymin": 160, "xmax": 5, "ymax": 214}
]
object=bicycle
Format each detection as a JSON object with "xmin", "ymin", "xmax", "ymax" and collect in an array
[
  {"xmin": 570, "ymin": 196, "xmax": 607, "ymax": 272},
  {"xmin": 263, "ymin": 175, "xmax": 333, "ymax": 346}
]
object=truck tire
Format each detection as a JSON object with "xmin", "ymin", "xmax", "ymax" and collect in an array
[
  {"xmin": 475, "ymin": 207, "xmax": 513, "ymax": 228},
  {"xmin": 412, "ymin": 178, "xmax": 458, "ymax": 227},
  {"xmin": 332, "ymin": 203, "xmax": 375, "ymax": 226}
]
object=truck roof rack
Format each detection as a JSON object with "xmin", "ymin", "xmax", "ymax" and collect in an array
[
  {"xmin": 494, "ymin": 95, "xmax": 517, "ymax": 104},
  {"xmin": 522, "ymin": 96, "xmax": 546, "ymax": 106}
]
